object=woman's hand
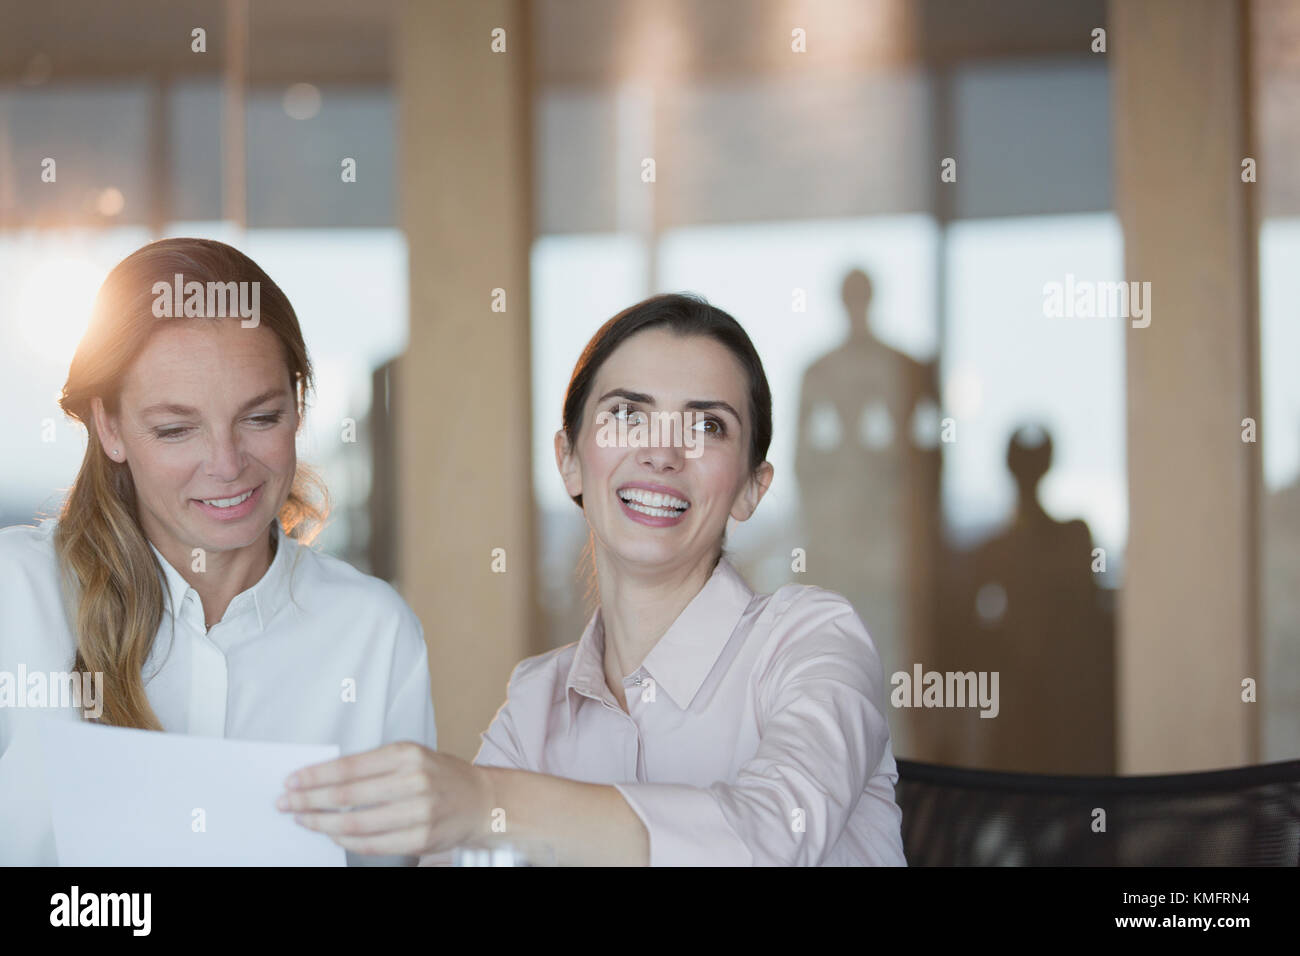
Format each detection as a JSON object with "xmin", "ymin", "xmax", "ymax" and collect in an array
[{"xmin": 276, "ymin": 741, "xmax": 493, "ymax": 857}]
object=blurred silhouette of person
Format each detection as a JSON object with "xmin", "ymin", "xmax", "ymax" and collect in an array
[
  {"xmin": 943, "ymin": 424, "xmax": 1114, "ymax": 773},
  {"xmin": 1262, "ymin": 430, "xmax": 1300, "ymax": 761},
  {"xmin": 795, "ymin": 269, "xmax": 941, "ymax": 759}
]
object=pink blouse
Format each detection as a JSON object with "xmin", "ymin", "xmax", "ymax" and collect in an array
[{"xmin": 474, "ymin": 558, "xmax": 907, "ymax": 866}]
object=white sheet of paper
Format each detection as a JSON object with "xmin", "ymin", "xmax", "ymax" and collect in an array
[{"xmin": 39, "ymin": 720, "xmax": 346, "ymax": 866}]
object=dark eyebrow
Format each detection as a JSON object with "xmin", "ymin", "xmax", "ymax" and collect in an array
[
  {"xmin": 140, "ymin": 388, "xmax": 290, "ymax": 419},
  {"xmin": 597, "ymin": 389, "xmax": 654, "ymax": 406},
  {"xmin": 684, "ymin": 399, "xmax": 743, "ymax": 426},
  {"xmin": 596, "ymin": 389, "xmax": 743, "ymax": 426}
]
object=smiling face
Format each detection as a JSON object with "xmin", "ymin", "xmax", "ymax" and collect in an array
[
  {"xmin": 91, "ymin": 319, "xmax": 299, "ymax": 563},
  {"xmin": 556, "ymin": 327, "xmax": 774, "ymax": 573}
]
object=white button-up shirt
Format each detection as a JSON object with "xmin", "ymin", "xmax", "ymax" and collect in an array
[
  {"xmin": 0, "ymin": 518, "xmax": 436, "ymax": 866},
  {"xmin": 474, "ymin": 557, "xmax": 907, "ymax": 866}
]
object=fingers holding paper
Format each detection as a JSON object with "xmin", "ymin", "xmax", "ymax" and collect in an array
[{"xmin": 276, "ymin": 741, "xmax": 491, "ymax": 857}]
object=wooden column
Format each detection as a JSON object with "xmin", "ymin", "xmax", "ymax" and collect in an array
[
  {"xmin": 1111, "ymin": 0, "xmax": 1260, "ymax": 771},
  {"xmin": 396, "ymin": 0, "xmax": 540, "ymax": 759}
]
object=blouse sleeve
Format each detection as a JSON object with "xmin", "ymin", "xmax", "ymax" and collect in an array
[
  {"xmin": 381, "ymin": 608, "xmax": 440, "ymax": 868},
  {"xmin": 382, "ymin": 607, "xmax": 438, "ymax": 751},
  {"xmin": 472, "ymin": 660, "xmax": 533, "ymax": 770},
  {"xmin": 613, "ymin": 591, "xmax": 903, "ymax": 866}
]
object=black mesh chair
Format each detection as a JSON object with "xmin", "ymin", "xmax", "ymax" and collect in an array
[{"xmin": 896, "ymin": 758, "xmax": 1300, "ymax": 865}]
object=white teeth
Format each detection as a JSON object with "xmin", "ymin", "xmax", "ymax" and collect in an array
[
  {"xmin": 618, "ymin": 488, "xmax": 690, "ymax": 511},
  {"xmin": 202, "ymin": 489, "xmax": 253, "ymax": 508},
  {"xmin": 623, "ymin": 500, "xmax": 685, "ymax": 518}
]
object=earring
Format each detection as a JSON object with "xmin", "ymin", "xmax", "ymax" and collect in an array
[{"xmin": 112, "ymin": 449, "xmax": 120, "ymax": 458}]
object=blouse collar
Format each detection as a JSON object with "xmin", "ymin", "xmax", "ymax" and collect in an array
[
  {"xmin": 565, "ymin": 556, "xmax": 756, "ymax": 719},
  {"xmin": 148, "ymin": 521, "xmax": 297, "ymax": 634}
]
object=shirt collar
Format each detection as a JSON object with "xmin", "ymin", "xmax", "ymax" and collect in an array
[
  {"xmin": 149, "ymin": 522, "xmax": 294, "ymax": 633},
  {"xmin": 564, "ymin": 611, "xmax": 610, "ymax": 725},
  {"xmin": 564, "ymin": 557, "xmax": 756, "ymax": 718}
]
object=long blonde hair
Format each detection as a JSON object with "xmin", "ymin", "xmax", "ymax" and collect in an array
[{"xmin": 55, "ymin": 238, "xmax": 329, "ymax": 730}]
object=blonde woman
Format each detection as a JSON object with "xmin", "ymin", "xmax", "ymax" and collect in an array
[{"xmin": 0, "ymin": 238, "xmax": 435, "ymax": 865}]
